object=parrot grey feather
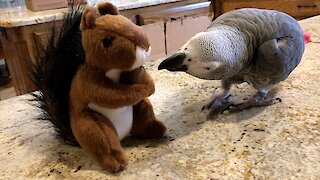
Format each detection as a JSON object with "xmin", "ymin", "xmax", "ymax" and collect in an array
[
  {"xmin": 207, "ymin": 8, "xmax": 304, "ymax": 86},
  {"xmin": 158, "ymin": 8, "xmax": 305, "ymax": 117}
]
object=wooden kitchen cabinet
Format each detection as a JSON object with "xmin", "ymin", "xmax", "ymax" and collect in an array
[
  {"xmin": 0, "ymin": 22, "xmax": 58, "ymax": 95},
  {"xmin": 213, "ymin": 0, "xmax": 320, "ymax": 19}
]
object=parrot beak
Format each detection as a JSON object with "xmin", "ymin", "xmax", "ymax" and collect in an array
[{"xmin": 158, "ymin": 52, "xmax": 188, "ymax": 72}]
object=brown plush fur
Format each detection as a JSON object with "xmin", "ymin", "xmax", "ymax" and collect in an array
[
  {"xmin": 69, "ymin": 3, "xmax": 166, "ymax": 172},
  {"xmin": 97, "ymin": 2, "xmax": 119, "ymax": 16}
]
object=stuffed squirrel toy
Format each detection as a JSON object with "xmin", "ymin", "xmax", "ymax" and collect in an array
[{"xmin": 32, "ymin": 2, "xmax": 166, "ymax": 172}]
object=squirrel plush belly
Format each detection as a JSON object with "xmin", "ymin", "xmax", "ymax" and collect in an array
[
  {"xmin": 88, "ymin": 103, "xmax": 133, "ymax": 140},
  {"xmin": 86, "ymin": 69, "xmax": 134, "ymax": 140}
]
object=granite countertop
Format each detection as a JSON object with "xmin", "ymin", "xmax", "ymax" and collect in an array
[
  {"xmin": 0, "ymin": 16, "xmax": 320, "ymax": 179},
  {"xmin": 0, "ymin": 0, "xmax": 205, "ymax": 28}
]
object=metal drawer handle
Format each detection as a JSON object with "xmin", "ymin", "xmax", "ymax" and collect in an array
[{"xmin": 297, "ymin": 4, "xmax": 317, "ymax": 8}]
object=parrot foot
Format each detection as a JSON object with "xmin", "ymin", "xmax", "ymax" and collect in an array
[
  {"xmin": 228, "ymin": 96, "xmax": 282, "ymax": 113},
  {"xmin": 202, "ymin": 93, "xmax": 233, "ymax": 119}
]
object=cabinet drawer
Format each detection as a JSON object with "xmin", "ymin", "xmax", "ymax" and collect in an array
[{"xmin": 217, "ymin": 0, "xmax": 320, "ymax": 19}]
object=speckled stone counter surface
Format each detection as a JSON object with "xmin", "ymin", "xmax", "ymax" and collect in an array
[
  {"xmin": 1, "ymin": 16, "xmax": 320, "ymax": 179},
  {"xmin": 0, "ymin": 0, "xmax": 206, "ymax": 27}
]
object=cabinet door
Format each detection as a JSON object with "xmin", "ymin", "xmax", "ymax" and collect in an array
[
  {"xmin": 138, "ymin": 2, "xmax": 212, "ymax": 55},
  {"xmin": 21, "ymin": 21, "xmax": 61, "ymax": 64},
  {"xmin": 141, "ymin": 23, "xmax": 166, "ymax": 60},
  {"xmin": 0, "ymin": 21, "xmax": 62, "ymax": 95},
  {"xmin": 0, "ymin": 39, "xmax": 4, "ymax": 59},
  {"xmin": 166, "ymin": 15, "xmax": 212, "ymax": 55},
  {"xmin": 0, "ymin": 27, "xmax": 36, "ymax": 95}
]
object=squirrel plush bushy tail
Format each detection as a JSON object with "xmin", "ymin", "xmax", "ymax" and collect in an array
[{"xmin": 32, "ymin": 6, "xmax": 85, "ymax": 145}]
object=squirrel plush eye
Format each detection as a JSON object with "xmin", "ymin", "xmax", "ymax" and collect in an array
[{"xmin": 102, "ymin": 37, "xmax": 113, "ymax": 48}]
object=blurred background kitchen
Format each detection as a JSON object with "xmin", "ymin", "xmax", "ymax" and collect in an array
[{"xmin": 1, "ymin": 0, "xmax": 319, "ymax": 100}]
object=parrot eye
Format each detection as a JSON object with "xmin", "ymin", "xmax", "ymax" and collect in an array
[
  {"xmin": 102, "ymin": 37, "xmax": 114, "ymax": 48},
  {"xmin": 184, "ymin": 48, "xmax": 187, "ymax": 50},
  {"xmin": 188, "ymin": 59, "xmax": 192, "ymax": 62}
]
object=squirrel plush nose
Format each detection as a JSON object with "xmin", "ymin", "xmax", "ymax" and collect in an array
[{"xmin": 158, "ymin": 52, "xmax": 187, "ymax": 71}]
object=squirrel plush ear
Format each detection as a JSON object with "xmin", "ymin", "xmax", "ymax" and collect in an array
[
  {"xmin": 80, "ymin": 7, "xmax": 98, "ymax": 30},
  {"xmin": 97, "ymin": 2, "xmax": 119, "ymax": 15}
]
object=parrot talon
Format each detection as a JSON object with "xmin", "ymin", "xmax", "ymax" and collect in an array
[
  {"xmin": 220, "ymin": 103, "xmax": 233, "ymax": 114},
  {"xmin": 227, "ymin": 96, "xmax": 282, "ymax": 113},
  {"xmin": 204, "ymin": 94, "xmax": 233, "ymax": 119}
]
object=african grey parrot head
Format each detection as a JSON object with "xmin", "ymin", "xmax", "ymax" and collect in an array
[{"xmin": 158, "ymin": 31, "xmax": 235, "ymax": 80}]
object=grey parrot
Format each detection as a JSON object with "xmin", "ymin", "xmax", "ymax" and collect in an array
[{"xmin": 158, "ymin": 8, "xmax": 305, "ymax": 119}]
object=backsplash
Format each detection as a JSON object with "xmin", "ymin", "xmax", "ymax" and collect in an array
[{"xmin": 0, "ymin": 0, "xmax": 25, "ymax": 8}]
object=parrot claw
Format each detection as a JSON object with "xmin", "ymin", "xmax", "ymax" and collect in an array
[
  {"xmin": 202, "ymin": 94, "xmax": 233, "ymax": 119},
  {"xmin": 227, "ymin": 97, "xmax": 282, "ymax": 113}
]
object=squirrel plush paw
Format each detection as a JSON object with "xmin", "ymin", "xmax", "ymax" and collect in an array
[
  {"xmin": 131, "ymin": 98, "xmax": 167, "ymax": 138},
  {"xmin": 120, "ymin": 66, "xmax": 155, "ymax": 97},
  {"xmin": 120, "ymin": 66, "xmax": 146, "ymax": 84},
  {"xmin": 145, "ymin": 120, "xmax": 167, "ymax": 138},
  {"xmin": 101, "ymin": 149, "xmax": 128, "ymax": 172},
  {"xmin": 131, "ymin": 119, "xmax": 167, "ymax": 138}
]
